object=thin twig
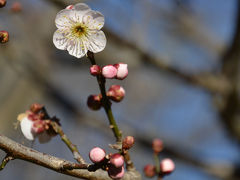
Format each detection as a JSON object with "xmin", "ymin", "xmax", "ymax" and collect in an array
[
  {"xmin": 87, "ymin": 51, "xmax": 122, "ymax": 142},
  {"xmin": 37, "ymin": 107, "xmax": 85, "ymax": 164},
  {"xmin": 122, "ymin": 150, "xmax": 135, "ymax": 171},
  {"xmin": 50, "ymin": 121, "xmax": 85, "ymax": 164},
  {"xmin": 0, "ymin": 154, "xmax": 14, "ymax": 171},
  {"xmin": 154, "ymin": 153, "xmax": 160, "ymax": 174}
]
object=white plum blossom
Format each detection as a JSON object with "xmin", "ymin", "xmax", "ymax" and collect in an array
[{"xmin": 53, "ymin": 3, "xmax": 106, "ymax": 58}]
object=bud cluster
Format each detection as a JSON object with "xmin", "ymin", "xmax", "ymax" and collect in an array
[
  {"xmin": 88, "ymin": 63, "xmax": 128, "ymax": 110},
  {"xmin": 17, "ymin": 103, "xmax": 59, "ymax": 143},
  {"xmin": 87, "ymin": 136, "xmax": 135, "ymax": 179},
  {"xmin": 90, "ymin": 63, "xmax": 128, "ymax": 80},
  {"xmin": 143, "ymin": 138, "xmax": 175, "ymax": 178},
  {"xmin": 88, "ymin": 147, "xmax": 125, "ymax": 179}
]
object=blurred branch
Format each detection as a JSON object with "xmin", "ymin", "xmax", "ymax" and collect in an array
[
  {"xmin": 0, "ymin": 134, "xmax": 141, "ymax": 180},
  {"xmin": 219, "ymin": 1, "xmax": 240, "ymax": 142}
]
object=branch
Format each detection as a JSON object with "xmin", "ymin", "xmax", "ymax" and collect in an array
[
  {"xmin": 0, "ymin": 134, "xmax": 141, "ymax": 180},
  {"xmin": 219, "ymin": 1, "xmax": 240, "ymax": 142}
]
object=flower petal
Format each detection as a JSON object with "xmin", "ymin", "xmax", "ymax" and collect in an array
[
  {"xmin": 53, "ymin": 29, "xmax": 70, "ymax": 50},
  {"xmin": 67, "ymin": 38, "xmax": 88, "ymax": 58},
  {"xmin": 69, "ymin": 3, "xmax": 91, "ymax": 23},
  {"xmin": 87, "ymin": 30, "xmax": 106, "ymax": 53},
  {"xmin": 83, "ymin": 10, "xmax": 104, "ymax": 30},
  {"xmin": 20, "ymin": 117, "xmax": 34, "ymax": 141},
  {"xmin": 55, "ymin": 9, "xmax": 73, "ymax": 29},
  {"xmin": 74, "ymin": 3, "xmax": 90, "ymax": 11}
]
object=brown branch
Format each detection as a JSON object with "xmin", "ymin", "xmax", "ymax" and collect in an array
[{"xmin": 0, "ymin": 134, "xmax": 141, "ymax": 180}]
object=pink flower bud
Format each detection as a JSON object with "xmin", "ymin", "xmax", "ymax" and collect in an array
[
  {"xmin": 32, "ymin": 120, "xmax": 46, "ymax": 134},
  {"xmin": 122, "ymin": 136, "xmax": 135, "ymax": 150},
  {"xmin": 87, "ymin": 94, "xmax": 102, "ymax": 110},
  {"xmin": 90, "ymin": 65, "xmax": 101, "ymax": 76},
  {"xmin": 143, "ymin": 164, "xmax": 156, "ymax": 178},
  {"xmin": 152, "ymin": 138, "xmax": 163, "ymax": 154},
  {"xmin": 114, "ymin": 63, "xmax": 128, "ymax": 80},
  {"xmin": 0, "ymin": 0, "xmax": 6, "ymax": 8},
  {"xmin": 30, "ymin": 103, "xmax": 43, "ymax": 114},
  {"xmin": 102, "ymin": 65, "xmax": 117, "ymax": 79},
  {"xmin": 110, "ymin": 153, "xmax": 124, "ymax": 168},
  {"xmin": 66, "ymin": 5, "xmax": 74, "ymax": 9},
  {"xmin": 11, "ymin": 2, "xmax": 22, "ymax": 12},
  {"xmin": 89, "ymin": 147, "xmax": 106, "ymax": 163},
  {"xmin": 160, "ymin": 158, "xmax": 175, "ymax": 175},
  {"xmin": 27, "ymin": 112, "xmax": 40, "ymax": 121},
  {"xmin": 0, "ymin": 31, "xmax": 9, "ymax": 43},
  {"xmin": 108, "ymin": 164, "xmax": 125, "ymax": 180},
  {"xmin": 107, "ymin": 85, "xmax": 125, "ymax": 102}
]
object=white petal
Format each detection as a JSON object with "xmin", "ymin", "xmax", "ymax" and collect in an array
[
  {"xmin": 83, "ymin": 10, "xmax": 104, "ymax": 30},
  {"xmin": 67, "ymin": 38, "xmax": 88, "ymax": 58},
  {"xmin": 38, "ymin": 131, "xmax": 51, "ymax": 144},
  {"xmin": 69, "ymin": 3, "xmax": 91, "ymax": 23},
  {"xmin": 55, "ymin": 9, "xmax": 73, "ymax": 29},
  {"xmin": 74, "ymin": 3, "xmax": 90, "ymax": 12},
  {"xmin": 53, "ymin": 30, "xmax": 70, "ymax": 50},
  {"xmin": 87, "ymin": 30, "xmax": 106, "ymax": 53},
  {"xmin": 20, "ymin": 117, "xmax": 34, "ymax": 141}
]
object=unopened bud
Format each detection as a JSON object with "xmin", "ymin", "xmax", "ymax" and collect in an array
[
  {"xmin": 114, "ymin": 63, "xmax": 128, "ymax": 80},
  {"xmin": 152, "ymin": 138, "xmax": 163, "ymax": 154},
  {"xmin": 107, "ymin": 85, "xmax": 125, "ymax": 102},
  {"xmin": 90, "ymin": 65, "xmax": 101, "ymax": 76},
  {"xmin": 66, "ymin": 5, "xmax": 74, "ymax": 9},
  {"xmin": 87, "ymin": 94, "xmax": 102, "ymax": 110},
  {"xmin": 0, "ymin": 31, "xmax": 9, "ymax": 43},
  {"xmin": 89, "ymin": 147, "xmax": 106, "ymax": 163},
  {"xmin": 0, "ymin": 0, "xmax": 6, "ymax": 8},
  {"xmin": 11, "ymin": 2, "xmax": 22, "ymax": 12},
  {"xmin": 30, "ymin": 103, "xmax": 43, "ymax": 113},
  {"xmin": 160, "ymin": 158, "xmax": 175, "ymax": 175},
  {"xmin": 27, "ymin": 112, "xmax": 41, "ymax": 121},
  {"xmin": 110, "ymin": 153, "xmax": 124, "ymax": 168},
  {"xmin": 102, "ymin": 65, "xmax": 117, "ymax": 79},
  {"xmin": 108, "ymin": 164, "xmax": 125, "ymax": 180},
  {"xmin": 144, "ymin": 164, "xmax": 156, "ymax": 178},
  {"xmin": 32, "ymin": 120, "xmax": 46, "ymax": 134},
  {"xmin": 122, "ymin": 136, "xmax": 135, "ymax": 150}
]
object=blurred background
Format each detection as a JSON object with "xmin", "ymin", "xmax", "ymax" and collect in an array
[{"xmin": 0, "ymin": 0, "xmax": 240, "ymax": 179}]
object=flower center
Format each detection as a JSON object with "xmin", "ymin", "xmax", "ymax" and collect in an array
[{"xmin": 71, "ymin": 24, "xmax": 87, "ymax": 38}]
